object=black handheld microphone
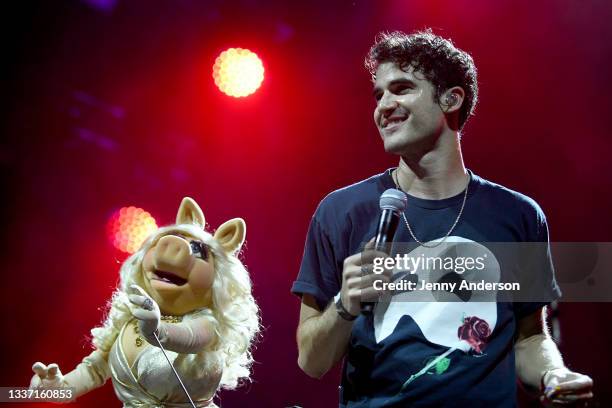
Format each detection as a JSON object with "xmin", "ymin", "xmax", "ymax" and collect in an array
[{"xmin": 361, "ymin": 188, "xmax": 407, "ymax": 314}]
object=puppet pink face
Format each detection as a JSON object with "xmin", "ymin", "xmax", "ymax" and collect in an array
[
  {"xmin": 138, "ymin": 197, "xmax": 246, "ymax": 316},
  {"xmin": 142, "ymin": 234, "xmax": 215, "ymax": 315}
]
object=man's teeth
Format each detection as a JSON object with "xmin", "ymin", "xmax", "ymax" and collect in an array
[{"xmin": 385, "ymin": 118, "xmax": 406, "ymax": 127}]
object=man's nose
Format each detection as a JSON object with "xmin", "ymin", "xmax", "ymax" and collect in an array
[
  {"xmin": 153, "ymin": 235, "xmax": 193, "ymax": 272},
  {"xmin": 377, "ymin": 93, "xmax": 399, "ymax": 115}
]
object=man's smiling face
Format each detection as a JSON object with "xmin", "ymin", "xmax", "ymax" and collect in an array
[{"xmin": 373, "ymin": 62, "xmax": 446, "ymax": 155}]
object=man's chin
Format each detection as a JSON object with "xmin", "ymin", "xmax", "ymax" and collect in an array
[
  {"xmin": 382, "ymin": 134, "xmax": 432, "ymax": 156},
  {"xmin": 382, "ymin": 140, "xmax": 410, "ymax": 156}
]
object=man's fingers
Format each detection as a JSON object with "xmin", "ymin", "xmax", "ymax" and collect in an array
[
  {"xmin": 361, "ymin": 270, "xmax": 390, "ymax": 286},
  {"xmin": 359, "ymin": 286, "xmax": 385, "ymax": 303},
  {"xmin": 545, "ymin": 398, "xmax": 572, "ymax": 406},
  {"xmin": 359, "ymin": 264, "xmax": 374, "ymax": 276},
  {"xmin": 360, "ymin": 273, "xmax": 391, "ymax": 302},
  {"xmin": 555, "ymin": 376, "xmax": 593, "ymax": 392},
  {"xmin": 360, "ymin": 261, "xmax": 393, "ymax": 281},
  {"xmin": 346, "ymin": 268, "xmax": 390, "ymax": 288},
  {"xmin": 546, "ymin": 378, "xmax": 592, "ymax": 401},
  {"xmin": 344, "ymin": 249, "xmax": 387, "ymax": 268},
  {"xmin": 363, "ymin": 238, "xmax": 376, "ymax": 251},
  {"xmin": 32, "ymin": 362, "xmax": 47, "ymax": 378},
  {"xmin": 545, "ymin": 386, "xmax": 563, "ymax": 400},
  {"xmin": 361, "ymin": 250, "xmax": 391, "ymax": 266},
  {"xmin": 343, "ymin": 253, "xmax": 363, "ymax": 271},
  {"xmin": 553, "ymin": 392, "xmax": 593, "ymax": 402}
]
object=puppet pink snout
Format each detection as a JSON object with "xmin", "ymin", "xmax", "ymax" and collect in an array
[{"xmin": 153, "ymin": 235, "xmax": 193, "ymax": 274}]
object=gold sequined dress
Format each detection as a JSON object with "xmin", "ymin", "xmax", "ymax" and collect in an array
[{"xmin": 107, "ymin": 317, "xmax": 220, "ymax": 408}]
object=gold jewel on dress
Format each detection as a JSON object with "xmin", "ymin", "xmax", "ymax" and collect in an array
[{"xmin": 132, "ymin": 315, "xmax": 183, "ymax": 347}]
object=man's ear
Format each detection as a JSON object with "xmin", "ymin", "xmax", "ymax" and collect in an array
[
  {"xmin": 441, "ymin": 86, "xmax": 465, "ymax": 113},
  {"xmin": 214, "ymin": 218, "xmax": 246, "ymax": 254},
  {"xmin": 176, "ymin": 197, "xmax": 206, "ymax": 228}
]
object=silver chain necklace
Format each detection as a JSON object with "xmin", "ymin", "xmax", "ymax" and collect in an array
[{"xmin": 392, "ymin": 169, "xmax": 470, "ymax": 248}]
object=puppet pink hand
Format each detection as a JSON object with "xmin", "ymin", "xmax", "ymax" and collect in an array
[
  {"xmin": 541, "ymin": 367, "xmax": 593, "ymax": 406},
  {"xmin": 30, "ymin": 362, "xmax": 66, "ymax": 389},
  {"xmin": 128, "ymin": 284, "xmax": 160, "ymax": 337}
]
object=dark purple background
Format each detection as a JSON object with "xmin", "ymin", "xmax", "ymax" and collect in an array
[{"xmin": 2, "ymin": 1, "xmax": 611, "ymax": 407}]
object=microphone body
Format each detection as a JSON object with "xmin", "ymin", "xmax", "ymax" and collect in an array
[
  {"xmin": 361, "ymin": 189, "xmax": 407, "ymax": 314},
  {"xmin": 374, "ymin": 209, "xmax": 401, "ymax": 253}
]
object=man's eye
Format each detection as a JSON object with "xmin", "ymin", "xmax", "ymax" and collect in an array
[
  {"xmin": 190, "ymin": 241, "xmax": 209, "ymax": 260},
  {"xmin": 394, "ymin": 85, "xmax": 412, "ymax": 94}
]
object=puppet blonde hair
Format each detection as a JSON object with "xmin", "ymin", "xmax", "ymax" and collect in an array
[{"xmin": 91, "ymin": 223, "xmax": 260, "ymax": 389}]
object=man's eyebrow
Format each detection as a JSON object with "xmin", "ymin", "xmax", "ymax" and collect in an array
[{"xmin": 372, "ymin": 78, "xmax": 417, "ymax": 96}]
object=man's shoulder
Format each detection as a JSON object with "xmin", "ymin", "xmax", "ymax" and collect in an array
[
  {"xmin": 474, "ymin": 173, "xmax": 546, "ymax": 221},
  {"xmin": 317, "ymin": 172, "xmax": 386, "ymax": 214},
  {"xmin": 315, "ymin": 173, "xmax": 385, "ymax": 224},
  {"xmin": 325, "ymin": 172, "xmax": 385, "ymax": 200}
]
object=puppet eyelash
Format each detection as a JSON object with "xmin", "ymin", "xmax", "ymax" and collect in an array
[{"xmin": 189, "ymin": 240, "xmax": 209, "ymax": 260}]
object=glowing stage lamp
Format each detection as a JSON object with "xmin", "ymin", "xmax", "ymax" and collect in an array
[
  {"xmin": 213, "ymin": 48, "xmax": 264, "ymax": 97},
  {"xmin": 107, "ymin": 206, "xmax": 158, "ymax": 254}
]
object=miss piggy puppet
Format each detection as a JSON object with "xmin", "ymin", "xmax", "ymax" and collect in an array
[{"xmin": 30, "ymin": 197, "xmax": 260, "ymax": 407}]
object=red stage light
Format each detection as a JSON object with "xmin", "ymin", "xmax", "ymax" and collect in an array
[
  {"xmin": 107, "ymin": 206, "xmax": 158, "ymax": 254},
  {"xmin": 213, "ymin": 48, "xmax": 264, "ymax": 97}
]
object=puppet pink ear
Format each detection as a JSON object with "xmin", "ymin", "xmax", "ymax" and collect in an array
[
  {"xmin": 214, "ymin": 218, "xmax": 246, "ymax": 254},
  {"xmin": 176, "ymin": 197, "xmax": 206, "ymax": 228}
]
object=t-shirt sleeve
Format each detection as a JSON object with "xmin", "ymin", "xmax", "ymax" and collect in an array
[
  {"xmin": 291, "ymin": 214, "xmax": 342, "ymax": 311},
  {"xmin": 513, "ymin": 206, "xmax": 562, "ymax": 320}
]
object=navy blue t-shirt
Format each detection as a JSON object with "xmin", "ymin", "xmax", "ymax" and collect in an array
[{"xmin": 292, "ymin": 169, "xmax": 561, "ymax": 407}]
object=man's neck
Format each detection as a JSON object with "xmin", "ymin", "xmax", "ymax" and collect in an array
[{"xmin": 394, "ymin": 132, "xmax": 468, "ymax": 200}]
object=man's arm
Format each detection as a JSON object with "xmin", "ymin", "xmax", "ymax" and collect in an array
[
  {"xmin": 296, "ymin": 294, "xmax": 354, "ymax": 379},
  {"xmin": 296, "ymin": 242, "xmax": 390, "ymax": 379},
  {"xmin": 515, "ymin": 306, "xmax": 593, "ymax": 405},
  {"xmin": 515, "ymin": 307, "xmax": 563, "ymax": 388}
]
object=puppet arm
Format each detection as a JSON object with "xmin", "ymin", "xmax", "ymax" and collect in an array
[
  {"xmin": 128, "ymin": 284, "xmax": 216, "ymax": 354},
  {"xmin": 515, "ymin": 307, "xmax": 593, "ymax": 405},
  {"xmin": 154, "ymin": 317, "xmax": 216, "ymax": 354},
  {"xmin": 30, "ymin": 349, "xmax": 111, "ymax": 402}
]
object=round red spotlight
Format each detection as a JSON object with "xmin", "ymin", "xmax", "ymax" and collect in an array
[
  {"xmin": 107, "ymin": 206, "xmax": 157, "ymax": 254},
  {"xmin": 213, "ymin": 48, "xmax": 264, "ymax": 97}
]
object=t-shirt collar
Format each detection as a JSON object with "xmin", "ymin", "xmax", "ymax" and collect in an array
[{"xmin": 380, "ymin": 167, "xmax": 480, "ymax": 210}]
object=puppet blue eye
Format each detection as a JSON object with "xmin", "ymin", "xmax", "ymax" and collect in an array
[{"xmin": 190, "ymin": 240, "xmax": 209, "ymax": 260}]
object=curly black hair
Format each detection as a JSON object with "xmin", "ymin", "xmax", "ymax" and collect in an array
[{"xmin": 365, "ymin": 29, "xmax": 478, "ymax": 130}]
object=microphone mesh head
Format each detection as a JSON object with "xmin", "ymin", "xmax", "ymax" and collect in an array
[{"xmin": 380, "ymin": 189, "xmax": 407, "ymax": 212}]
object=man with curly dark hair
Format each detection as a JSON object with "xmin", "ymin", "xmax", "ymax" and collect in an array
[
  {"xmin": 365, "ymin": 30, "xmax": 478, "ymax": 131},
  {"xmin": 293, "ymin": 30, "xmax": 593, "ymax": 407}
]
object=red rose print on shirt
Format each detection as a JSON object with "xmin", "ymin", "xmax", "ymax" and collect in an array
[{"xmin": 457, "ymin": 316, "xmax": 491, "ymax": 354}]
